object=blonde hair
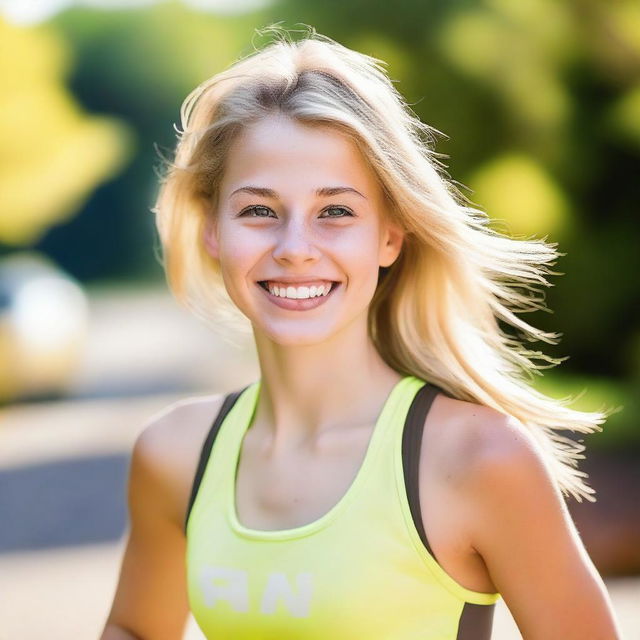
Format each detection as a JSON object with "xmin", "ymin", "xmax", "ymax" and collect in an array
[{"xmin": 152, "ymin": 23, "xmax": 618, "ymax": 503}]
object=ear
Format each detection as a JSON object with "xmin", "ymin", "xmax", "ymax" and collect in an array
[
  {"xmin": 203, "ymin": 216, "xmax": 220, "ymax": 260},
  {"xmin": 379, "ymin": 220, "xmax": 404, "ymax": 268}
]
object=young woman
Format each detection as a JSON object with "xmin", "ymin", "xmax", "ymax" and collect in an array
[{"xmin": 101, "ymin": 25, "xmax": 622, "ymax": 640}]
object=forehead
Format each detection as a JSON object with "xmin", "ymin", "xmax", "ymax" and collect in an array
[{"xmin": 220, "ymin": 114, "xmax": 383, "ymax": 201}]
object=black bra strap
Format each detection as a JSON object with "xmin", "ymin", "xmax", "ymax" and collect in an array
[
  {"xmin": 402, "ymin": 383, "xmax": 496, "ymax": 629},
  {"xmin": 402, "ymin": 381, "xmax": 443, "ymax": 557},
  {"xmin": 184, "ymin": 387, "xmax": 249, "ymax": 534}
]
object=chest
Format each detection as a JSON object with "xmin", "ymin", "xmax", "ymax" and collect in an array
[
  {"xmin": 231, "ymin": 415, "xmax": 495, "ymax": 595},
  {"xmin": 234, "ymin": 424, "xmax": 375, "ymax": 530},
  {"xmin": 179, "ymin": 392, "xmax": 497, "ymax": 596}
]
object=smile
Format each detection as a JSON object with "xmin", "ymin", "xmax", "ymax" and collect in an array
[{"xmin": 256, "ymin": 281, "xmax": 341, "ymax": 310}]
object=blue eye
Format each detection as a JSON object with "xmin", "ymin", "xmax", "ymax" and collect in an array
[
  {"xmin": 240, "ymin": 206, "xmax": 274, "ymax": 218},
  {"xmin": 238, "ymin": 205, "xmax": 354, "ymax": 218},
  {"xmin": 320, "ymin": 206, "xmax": 354, "ymax": 218}
]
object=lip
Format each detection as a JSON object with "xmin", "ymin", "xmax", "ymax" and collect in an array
[
  {"xmin": 256, "ymin": 280, "xmax": 340, "ymax": 311},
  {"xmin": 258, "ymin": 278, "xmax": 340, "ymax": 286}
]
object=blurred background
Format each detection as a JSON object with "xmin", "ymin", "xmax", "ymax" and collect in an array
[{"xmin": 0, "ymin": 1, "xmax": 638, "ymax": 638}]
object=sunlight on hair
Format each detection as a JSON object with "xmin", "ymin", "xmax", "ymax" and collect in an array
[{"xmin": 152, "ymin": 22, "xmax": 621, "ymax": 503}]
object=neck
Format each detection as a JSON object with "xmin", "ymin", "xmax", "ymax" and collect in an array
[{"xmin": 249, "ymin": 315, "xmax": 404, "ymax": 453}]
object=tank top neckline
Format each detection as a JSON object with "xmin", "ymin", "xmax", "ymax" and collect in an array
[{"xmin": 225, "ymin": 374, "xmax": 419, "ymax": 541}]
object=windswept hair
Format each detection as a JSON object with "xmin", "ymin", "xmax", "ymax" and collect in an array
[{"xmin": 152, "ymin": 23, "xmax": 618, "ymax": 503}]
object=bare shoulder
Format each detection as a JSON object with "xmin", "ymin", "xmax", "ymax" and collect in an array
[
  {"xmin": 444, "ymin": 390, "xmax": 551, "ymax": 489},
  {"xmin": 431, "ymin": 391, "xmax": 574, "ymax": 552},
  {"xmin": 429, "ymin": 392, "xmax": 541, "ymax": 484},
  {"xmin": 429, "ymin": 395, "xmax": 621, "ymax": 637},
  {"xmin": 102, "ymin": 393, "xmax": 227, "ymax": 638},
  {"xmin": 424, "ymin": 391, "xmax": 560, "ymax": 552},
  {"xmin": 132, "ymin": 392, "xmax": 227, "ymax": 529}
]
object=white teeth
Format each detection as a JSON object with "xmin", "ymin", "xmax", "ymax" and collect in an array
[{"xmin": 267, "ymin": 282, "xmax": 333, "ymax": 299}]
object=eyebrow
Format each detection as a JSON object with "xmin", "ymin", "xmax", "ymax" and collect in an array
[{"xmin": 229, "ymin": 185, "xmax": 367, "ymax": 200}]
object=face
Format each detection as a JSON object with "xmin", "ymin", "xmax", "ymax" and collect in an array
[{"xmin": 203, "ymin": 114, "xmax": 404, "ymax": 346}]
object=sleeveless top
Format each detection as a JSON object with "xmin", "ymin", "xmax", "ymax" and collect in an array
[{"xmin": 184, "ymin": 375, "xmax": 502, "ymax": 639}]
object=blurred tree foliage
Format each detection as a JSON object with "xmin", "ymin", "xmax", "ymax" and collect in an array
[
  {"xmin": 32, "ymin": 3, "xmax": 260, "ymax": 281},
  {"xmin": 2, "ymin": 1, "xmax": 638, "ymax": 443},
  {"xmin": 0, "ymin": 17, "xmax": 133, "ymax": 246}
]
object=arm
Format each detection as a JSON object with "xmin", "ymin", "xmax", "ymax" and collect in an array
[
  {"xmin": 100, "ymin": 410, "xmax": 192, "ymax": 640},
  {"xmin": 462, "ymin": 416, "xmax": 622, "ymax": 639},
  {"xmin": 101, "ymin": 627, "xmax": 139, "ymax": 639}
]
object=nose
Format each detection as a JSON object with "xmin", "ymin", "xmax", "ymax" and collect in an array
[{"xmin": 272, "ymin": 216, "xmax": 321, "ymax": 265}]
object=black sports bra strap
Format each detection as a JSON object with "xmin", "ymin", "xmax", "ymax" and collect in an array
[
  {"xmin": 403, "ymin": 382, "xmax": 497, "ymax": 631},
  {"xmin": 184, "ymin": 386, "xmax": 249, "ymax": 534},
  {"xmin": 401, "ymin": 381, "xmax": 444, "ymax": 557}
]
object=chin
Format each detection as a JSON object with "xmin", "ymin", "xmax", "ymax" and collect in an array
[{"xmin": 254, "ymin": 323, "xmax": 340, "ymax": 348}]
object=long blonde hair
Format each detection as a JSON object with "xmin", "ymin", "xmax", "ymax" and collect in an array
[{"xmin": 152, "ymin": 23, "xmax": 618, "ymax": 503}]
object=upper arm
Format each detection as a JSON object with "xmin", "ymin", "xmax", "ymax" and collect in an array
[
  {"xmin": 102, "ymin": 404, "xmax": 197, "ymax": 640},
  {"xmin": 462, "ymin": 415, "xmax": 622, "ymax": 640}
]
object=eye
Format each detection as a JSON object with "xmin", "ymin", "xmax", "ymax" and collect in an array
[
  {"xmin": 320, "ymin": 206, "xmax": 354, "ymax": 218},
  {"xmin": 238, "ymin": 205, "xmax": 354, "ymax": 218},
  {"xmin": 239, "ymin": 205, "xmax": 275, "ymax": 218}
]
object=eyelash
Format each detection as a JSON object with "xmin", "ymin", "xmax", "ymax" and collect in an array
[{"xmin": 238, "ymin": 205, "xmax": 355, "ymax": 219}]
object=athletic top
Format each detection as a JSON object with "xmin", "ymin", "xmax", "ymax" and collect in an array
[{"xmin": 185, "ymin": 375, "xmax": 501, "ymax": 639}]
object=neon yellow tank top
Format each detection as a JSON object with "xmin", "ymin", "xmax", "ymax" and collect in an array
[{"xmin": 185, "ymin": 375, "xmax": 501, "ymax": 639}]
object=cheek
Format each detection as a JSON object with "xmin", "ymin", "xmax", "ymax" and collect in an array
[
  {"xmin": 217, "ymin": 227, "xmax": 264, "ymax": 272},
  {"xmin": 216, "ymin": 243, "xmax": 254, "ymax": 301},
  {"xmin": 334, "ymin": 230, "xmax": 381, "ymax": 275},
  {"xmin": 219, "ymin": 243, "xmax": 248, "ymax": 269}
]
